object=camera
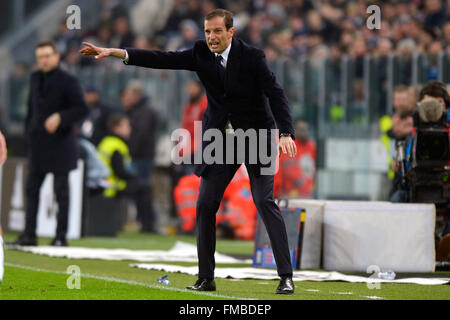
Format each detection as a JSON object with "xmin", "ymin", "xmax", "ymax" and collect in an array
[{"xmin": 405, "ymin": 97, "xmax": 450, "ymax": 204}]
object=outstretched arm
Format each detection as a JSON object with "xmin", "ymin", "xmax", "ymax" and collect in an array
[
  {"xmin": 80, "ymin": 42, "xmax": 197, "ymax": 71},
  {"xmin": 79, "ymin": 42, "xmax": 126, "ymax": 60}
]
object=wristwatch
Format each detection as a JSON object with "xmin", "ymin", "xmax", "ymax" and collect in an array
[{"xmin": 279, "ymin": 133, "xmax": 294, "ymax": 139}]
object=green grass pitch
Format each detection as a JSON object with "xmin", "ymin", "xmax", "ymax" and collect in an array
[{"xmin": 1, "ymin": 230, "xmax": 449, "ymax": 300}]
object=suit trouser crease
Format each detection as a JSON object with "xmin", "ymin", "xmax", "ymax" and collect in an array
[{"xmin": 196, "ymin": 163, "xmax": 293, "ymax": 279}]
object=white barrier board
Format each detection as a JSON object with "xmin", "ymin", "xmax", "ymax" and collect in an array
[{"xmin": 323, "ymin": 201, "xmax": 436, "ymax": 272}]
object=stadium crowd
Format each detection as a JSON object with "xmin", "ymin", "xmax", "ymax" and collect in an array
[{"xmin": 50, "ymin": 0, "xmax": 450, "ymax": 69}]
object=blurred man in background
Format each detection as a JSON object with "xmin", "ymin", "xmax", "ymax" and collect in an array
[
  {"xmin": 379, "ymin": 85, "xmax": 415, "ymax": 200},
  {"xmin": 11, "ymin": 40, "xmax": 88, "ymax": 247},
  {"xmin": 120, "ymin": 80, "xmax": 159, "ymax": 233},
  {"xmin": 79, "ymin": 85, "xmax": 114, "ymax": 146},
  {"xmin": 171, "ymin": 79, "xmax": 208, "ymax": 225}
]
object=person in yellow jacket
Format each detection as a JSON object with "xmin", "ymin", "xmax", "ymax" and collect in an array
[
  {"xmin": 379, "ymin": 114, "xmax": 395, "ymax": 181},
  {"xmin": 98, "ymin": 114, "xmax": 157, "ymax": 233}
]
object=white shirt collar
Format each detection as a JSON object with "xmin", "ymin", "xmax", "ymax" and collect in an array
[{"xmin": 215, "ymin": 41, "xmax": 232, "ymax": 66}]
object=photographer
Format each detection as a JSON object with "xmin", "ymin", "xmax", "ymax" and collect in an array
[
  {"xmin": 394, "ymin": 81, "xmax": 450, "ymax": 261},
  {"xmin": 389, "ymin": 111, "xmax": 414, "ymax": 202}
]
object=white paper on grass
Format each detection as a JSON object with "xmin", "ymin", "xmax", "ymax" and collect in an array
[
  {"xmin": 9, "ymin": 241, "xmax": 252, "ymax": 264},
  {"xmin": 130, "ymin": 263, "xmax": 449, "ymax": 286}
]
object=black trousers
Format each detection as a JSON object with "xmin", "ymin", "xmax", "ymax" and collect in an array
[
  {"xmin": 196, "ymin": 163, "xmax": 293, "ymax": 279},
  {"xmin": 24, "ymin": 168, "xmax": 69, "ymax": 240}
]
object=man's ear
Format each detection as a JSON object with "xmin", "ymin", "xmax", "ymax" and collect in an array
[{"xmin": 228, "ymin": 27, "xmax": 235, "ymax": 38}]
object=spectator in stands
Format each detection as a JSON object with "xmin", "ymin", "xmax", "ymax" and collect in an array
[
  {"xmin": 53, "ymin": 1, "xmax": 450, "ymax": 69},
  {"xmin": 110, "ymin": 15, "xmax": 135, "ymax": 49},
  {"xmin": 120, "ymin": 80, "xmax": 159, "ymax": 232},
  {"xmin": 388, "ymin": 86, "xmax": 415, "ymax": 202},
  {"xmin": 179, "ymin": 19, "xmax": 201, "ymax": 50},
  {"xmin": 374, "ymin": 38, "xmax": 393, "ymax": 57},
  {"xmin": 424, "ymin": 0, "xmax": 447, "ymax": 28},
  {"xmin": 96, "ymin": 23, "xmax": 112, "ymax": 48},
  {"xmin": 53, "ymin": 19, "xmax": 82, "ymax": 59},
  {"xmin": 79, "ymin": 85, "xmax": 115, "ymax": 146},
  {"xmin": 167, "ymin": 19, "xmax": 201, "ymax": 51},
  {"xmin": 98, "ymin": 112, "xmax": 156, "ymax": 233},
  {"xmin": 379, "ymin": 85, "xmax": 415, "ymax": 186}
]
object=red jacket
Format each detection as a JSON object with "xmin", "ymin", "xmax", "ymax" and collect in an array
[
  {"xmin": 179, "ymin": 95, "xmax": 208, "ymax": 156},
  {"xmin": 274, "ymin": 139, "xmax": 317, "ymax": 198}
]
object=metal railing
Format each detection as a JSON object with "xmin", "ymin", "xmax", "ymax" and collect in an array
[
  {"xmin": 4, "ymin": 51, "xmax": 449, "ymax": 200},
  {"xmin": 5, "ymin": 52, "xmax": 450, "ymax": 134}
]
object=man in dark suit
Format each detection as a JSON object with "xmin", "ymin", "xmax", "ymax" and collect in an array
[
  {"xmin": 12, "ymin": 40, "xmax": 88, "ymax": 247},
  {"xmin": 81, "ymin": 9, "xmax": 297, "ymax": 294}
]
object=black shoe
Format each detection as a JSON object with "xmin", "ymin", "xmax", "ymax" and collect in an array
[
  {"xmin": 50, "ymin": 238, "xmax": 68, "ymax": 247},
  {"xmin": 186, "ymin": 278, "xmax": 216, "ymax": 291},
  {"xmin": 276, "ymin": 276, "xmax": 295, "ymax": 295},
  {"xmin": 8, "ymin": 234, "xmax": 37, "ymax": 246}
]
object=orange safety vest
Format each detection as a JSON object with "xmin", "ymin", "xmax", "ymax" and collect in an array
[
  {"xmin": 220, "ymin": 165, "xmax": 257, "ymax": 240},
  {"xmin": 174, "ymin": 165, "xmax": 258, "ymax": 239},
  {"xmin": 174, "ymin": 174, "xmax": 201, "ymax": 232}
]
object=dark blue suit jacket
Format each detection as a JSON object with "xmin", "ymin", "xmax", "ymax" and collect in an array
[{"xmin": 125, "ymin": 38, "xmax": 294, "ymax": 177}]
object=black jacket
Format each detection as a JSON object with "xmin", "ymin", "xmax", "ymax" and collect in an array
[
  {"xmin": 125, "ymin": 38, "xmax": 294, "ymax": 176},
  {"xmin": 80, "ymin": 101, "xmax": 114, "ymax": 146},
  {"xmin": 126, "ymin": 96, "xmax": 159, "ymax": 160},
  {"xmin": 26, "ymin": 67, "xmax": 88, "ymax": 173}
]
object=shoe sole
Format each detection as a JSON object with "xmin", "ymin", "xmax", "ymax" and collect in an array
[
  {"xmin": 186, "ymin": 286, "xmax": 216, "ymax": 291},
  {"xmin": 276, "ymin": 290, "xmax": 294, "ymax": 295}
]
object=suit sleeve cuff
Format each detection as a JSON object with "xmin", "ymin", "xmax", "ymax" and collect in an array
[{"xmin": 123, "ymin": 50, "xmax": 129, "ymax": 64}]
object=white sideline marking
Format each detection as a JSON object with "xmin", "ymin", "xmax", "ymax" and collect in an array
[
  {"xmin": 332, "ymin": 291, "xmax": 353, "ymax": 295},
  {"xmin": 304, "ymin": 289, "xmax": 320, "ymax": 292},
  {"xmin": 362, "ymin": 295, "xmax": 385, "ymax": 300},
  {"xmin": 5, "ymin": 263, "xmax": 257, "ymax": 300}
]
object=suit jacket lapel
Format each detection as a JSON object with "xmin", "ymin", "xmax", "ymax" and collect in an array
[{"xmin": 224, "ymin": 38, "xmax": 241, "ymax": 94}]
